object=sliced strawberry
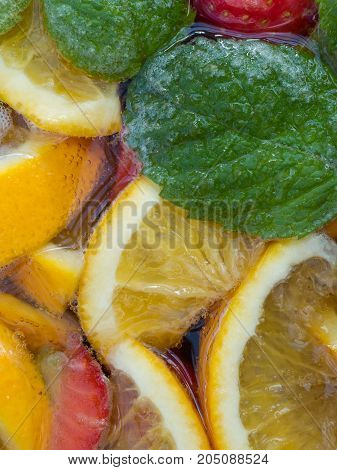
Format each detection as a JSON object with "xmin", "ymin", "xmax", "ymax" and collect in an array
[
  {"xmin": 40, "ymin": 336, "xmax": 111, "ymax": 450},
  {"xmin": 194, "ymin": 0, "xmax": 318, "ymax": 34}
]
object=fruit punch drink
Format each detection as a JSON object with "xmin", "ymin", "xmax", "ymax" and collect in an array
[{"xmin": 0, "ymin": 0, "xmax": 337, "ymax": 450}]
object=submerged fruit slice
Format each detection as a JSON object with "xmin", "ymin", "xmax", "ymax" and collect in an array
[
  {"xmin": 0, "ymin": 134, "xmax": 103, "ymax": 267},
  {"xmin": 12, "ymin": 244, "xmax": 84, "ymax": 316},
  {"xmin": 0, "ymin": 293, "xmax": 77, "ymax": 351},
  {"xmin": 39, "ymin": 337, "xmax": 111, "ymax": 450},
  {"xmin": 0, "ymin": 320, "xmax": 50, "ymax": 449},
  {"xmin": 0, "ymin": 3, "xmax": 121, "ymax": 136},
  {"xmin": 105, "ymin": 338, "xmax": 209, "ymax": 449},
  {"xmin": 201, "ymin": 234, "xmax": 337, "ymax": 450},
  {"xmin": 79, "ymin": 176, "xmax": 264, "ymax": 351},
  {"xmin": 194, "ymin": 0, "xmax": 317, "ymax": 34}
]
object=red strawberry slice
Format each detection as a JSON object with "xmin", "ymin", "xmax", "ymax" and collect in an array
[
  {"xmin": 40, "ymin": 336, "xmax": 111, "ymax": 450},
  {"xmin": 194, "ymin": 0, "xmax": 318, "ymax": 34}
]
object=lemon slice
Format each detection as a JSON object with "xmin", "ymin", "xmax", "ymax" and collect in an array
[
  {"xmin": 201, "ymin": 234, "xmax": 337, "ymax": 450},
  {"xmin": 11, "ymin": 243, "xmax": 84, "ymax": 316},
  {"xmin": 0, "ymin": 320, "xmax": 50, "ymax": 449},
  {"xmin": 0, "ymin": 293, "xmax": 77, "ymax": 351},
  {"xmin": 105, "ymin": 338, "xmax": 209, "ymax": 450},
  {"xmin": 79, "ymin": 176, "xmax": 264, "ymax": 351},
  {"xmin": 0, "ymin": 2, "xmax": 121, "ymax": 137},
  {"xmin": 0, "ymin": 134, "xmax": 103, "ymax": 266}
]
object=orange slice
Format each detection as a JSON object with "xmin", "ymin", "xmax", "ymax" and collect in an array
[
  {"xmin": 0, "ymin": 2, "xmax": 121, "ymax": 137},
  {"xmin": 0, "ymin": 293, "xmax": 77, "ymax": 351},
  {"xmin": 79, "ymin": 176, "xmax": 264, "ymax": 352},
  {"xmin": 11, "ymin": 243, "xmax": 84, "ymax": 316},
  {"xmin": 105, "ymin": 338, "xmax": 209, "ymax": 450},
  {"xmin": 0, "ymin": 134, "xmax": 104, "ymax": 266},
  {"xmin": 201, "ymin": 234, "xmax": 337, "ymax": 450},
  {"xmin": 0, "ymin": 320, "xmax": 50, "ymax": 449}
]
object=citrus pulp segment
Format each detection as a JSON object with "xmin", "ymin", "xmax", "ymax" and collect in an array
[
  {"xmin": 0, "ymin": 320, "xmax": 50, "ymax": 449},
  {"xmin": 105, "ymin": 338, "xmax": 210, "ymax": 450},
  {"xmin": 0, "ymin": 135, "xmax": 102, "ymax": 266},
  {"xmin": 79, "ymin": 176, "xmax": 264, "ymax": 351},
  {"xmin": 201, "ymin": 234, "xmax": 337, "ymax": 449}
]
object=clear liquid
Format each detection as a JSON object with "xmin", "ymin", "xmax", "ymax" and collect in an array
[{"xmin": 0, "ymin": 19, "xmax": 336, "ymax": 450}]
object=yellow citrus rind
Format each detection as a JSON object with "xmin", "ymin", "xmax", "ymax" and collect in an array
[
  {"xmin": 0, "ymin": 320, "xmax": 50, "ymax": 449},
  {"xmin": 107, "ymin": 338, "xmax": 210, "ymax": 450},
  {"xmin": 79, "ymin": 175, "xmax": 264, "ymax": 351},
  {"xmin": 203, "ymin": 234, "xmax": 337, "ymax": 450}
]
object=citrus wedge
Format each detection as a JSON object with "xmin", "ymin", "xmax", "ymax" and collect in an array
[
  {"xmin": 0, "ymin": 134, "xmax": 104, "ymax": 266},
  {"xmin": 201, "ymin": 234, "xmax": 337, "ymax": 450},
  {"xmin": 11, "ymin": 244, "xmax": 84, "ymax": 316},
  {"xmin": 0, "ymin": 2, "xmax": 121, "ymax": 137},
  {"xmin": 0, "ymin": 320, "xmax": 50, "ymax": 449},
  {"xmin": 105, "ymin": 338, "xmax": 209, "ymax": 450},
  {"xmin": 79, "ymin": 175, "xmax": 264, "ymax": 351},
  {"xmin": 0, "ymin": 101, "xmax": 12, "ymax": 141},
  {"xmin": 0, "ymin": 293, "xmax": 77, "ymax": 351}
]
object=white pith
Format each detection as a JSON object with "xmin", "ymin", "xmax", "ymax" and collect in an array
[
  {"xmin": 0, "ymin": 54, "xmax": 121, "ymax": 137},
  {"xmin": 79, "ymin": 177, "xmax": 161, "ymax": 348}
]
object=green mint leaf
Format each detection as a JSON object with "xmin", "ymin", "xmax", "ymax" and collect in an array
[
  {"xmin": 125, "ymin": 36, "xmax": 337, "ymax": 239},
  {"xmin": 0, "ymin": 0, "xmax": 31, "ymax": 35},
  {"xmin": 43, "ymin": 0, "xmax": 194, "ymax": 82},
  {"xmin": 317, "ymin": 0, "xmax": 337, "ymax": 68}
]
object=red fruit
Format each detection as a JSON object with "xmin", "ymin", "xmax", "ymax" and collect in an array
[
  {"xmin": 111, "ymin": 140, "xmax": 142, "ymax": 200},
  {"xmin": 41, "ymin": 336, "xmax": 111, "ymax": 450},
  {"xmin": 194, "ymin": 0, "xmax": 318, "ymax": 34}
]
